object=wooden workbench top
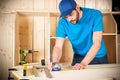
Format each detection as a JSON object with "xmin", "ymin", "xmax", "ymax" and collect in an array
[{"xmin": 11, "ymin": 64, "xmax": 120, "ymax": 80}]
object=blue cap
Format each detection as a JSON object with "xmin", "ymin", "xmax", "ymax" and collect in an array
[{"xmin": 59, "ymin": 0, "xmax": 77, "ymax": 17}]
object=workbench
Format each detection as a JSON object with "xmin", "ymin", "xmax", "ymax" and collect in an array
[{"xmin": 10, "ymin": 64, "xmax": 120, "ymax": 80}]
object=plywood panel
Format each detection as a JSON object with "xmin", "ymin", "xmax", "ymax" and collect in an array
[
  {"xmin": 0, "ymin": 0, "xmax": 33, "ymax": 12},
  {"xmin": 85, "ymin": 0, "xmax": 112, "ymax": 12},
  {"xmin": 34, "ymin": 0, "xmax": 59, "ymax": 12},
  {"xmin": 50, "ymin": 12, "xmax": 59, "ymax": 37},
  {"xmin": 50, "ymin": 17, "xmax": 57, "ymax": 37},
  {"xmin": 50, "ymin": 38, "xmax": 73, "ymax": 64},
  {"xmin": 103, "ymin": 14, "xmax": 116, "ymax": 33},
  {"xmin": 118, "ymin": 44, "xmax": 120, "ymax": 63},
  {"xmin": 95, "ymin": 0, "xmax": 112, "ymax": 12},
  {"xmin": 118, "ymin": 34, "xmax": 120, "ymax": 63},
  {"xmin": 76, "ymin": 0, "xmax": 85, "ymax": 7},
  {"xmin": 0, "ymin": 13, "xmax": 16, "ymax": 80},
  {"xmin": 15, "ymin": 13, "xmax": 34, "ymax": 65},
  {"xmin": 44, "ymin": 0, "xmax": 57, "ymax": 10},
  {"xmin": 15, "ymin": 12, "xmax": 50, "ymax": 65},
  {"xmin": 56, "ymin": 0, "xmax": 61, "ymax": 11},
  {"xmin": 60, "ymin": 39, "xmax": 73, "ymax": 63},
  {"xmin": 44, "ymin": 16, "xmax": 50, "ymax": 64},
  {"xmin": 34, "ymin": 0, "xmax": 44, "ymax": 11},
  {"xmin": 50, "ymin": 38, "xmax": 55, "ymax": 62},
  {"xmin": 33, "ymin": 16, "xmax": 45, "ymax": 62},
  {"xmin": 85, "ymin": 0, "xmax": 95, "ymax": 8},
  {"xmin": 19, "ymin": 15, "xmax": 33, "ymax": 63},
  {"xmin": 15, "ymin": 13, "xmax": 21, "ymax": 66},
  {"xmin": 104, "ymin": 36, "xmax": 116, "ymax": 63}
]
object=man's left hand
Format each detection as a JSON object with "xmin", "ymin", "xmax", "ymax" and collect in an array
[{"xmin": 72, "ymin": 63, "xmax": 86, "ymax": 70}]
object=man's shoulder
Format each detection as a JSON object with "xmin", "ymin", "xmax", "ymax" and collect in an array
[{"xmin": 58, "ymin": 17, "xmax": 68, "ymax": 24}]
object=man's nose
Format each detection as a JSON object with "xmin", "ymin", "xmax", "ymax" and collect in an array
[{"xmin": 67, "ymin": 16, "xmax": 73, "ymax": 22}]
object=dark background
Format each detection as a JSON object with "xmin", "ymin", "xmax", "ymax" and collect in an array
[{"xmin": 112, "ymin": 0, "xmax": 120, "ymax": 34}]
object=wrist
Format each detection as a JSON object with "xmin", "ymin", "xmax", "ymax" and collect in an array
[
  {"xmin": 52, "ymin": 62, "xmax": 61, "ymax": 71},
  {"xmin": 80, "ymin": 62, "xmax": 87, "ymax": 68},
  {"xmin": 52, "ymin": 62, "xmax": 58, "ymax": 66}
]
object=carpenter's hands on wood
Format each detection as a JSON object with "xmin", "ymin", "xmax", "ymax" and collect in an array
[{"xmin": 72, "ymin": 63, "xmax": 86, "ymax": 70}]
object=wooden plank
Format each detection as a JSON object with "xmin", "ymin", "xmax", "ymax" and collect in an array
[
  {"xmin": 44, "ymin": 16, "xmax": 50, "ymax": 64},
  {"xmin": 118, "ymin": 34, "xmax": 120, "ymax": 63},
  {"xmin": 103, "ymin": 14, "xmax": 116, "ymax": 33},
  {"xmin": 95, "ymin": 0, "xmax": 112, "ymax": 12},
  {"xmin": 44, "ymin": 0, "xmax": 57, "ymax": 10},
  {"xmin": 11, "ymin": 64, "xmax": 120, "ymax": 80},
  {"xmin": 56, "ymin": 0, "xmax": 61, "ymax": 11},
  {"xmin": 85, "ymin": 0, "xmax": 112, "ymax": 12},
  {"xmin": 50, "ymin": 17, "xmax": 57, "ymax": 37},
  {"xmin": 85, "ymin": 0, "xmax": 96, "ymax": 8},
  {"xmin": 33, "ymin": 16, "xmax": 45, "ymax": 62},
  {"xmin": 76, "ymin": 0, "xmax": 85, "ymax": 7},
  {"xmin": 15, "ymin": 13, "xmax": 21, "ymax": 66},
  {"xmin": 18, "ymin": 15, "xmax": 33, "ymax": 64},
  {"xmin": 104, "ymin": 36, "xmax": 116, "ymax": 63},
  {"xmin": 34, "ymin": 0, "xmax": 44, "ymax": 11},
  {"xmin": 60, "ymin": 39, "xmax": 73, "ymax": 64},
  {"xmin": 0, "ymin": 13, "xmax": 16, "ymax": 80},
  {"xmin": 18, "ymin": 12, "xmax": 49, "ymax": 16},
  {"xmin": 0, "ymin": 0, "xmax": 33, "ymax": 12}
]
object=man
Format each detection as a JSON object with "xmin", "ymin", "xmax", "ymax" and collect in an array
[{"xmin": 50, "ymin": 0, "xmax": 108, "ymax": 70}]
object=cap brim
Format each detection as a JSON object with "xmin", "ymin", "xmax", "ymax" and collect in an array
[{"xmin": 60, "ymin": 8, "xmax": 74, "ymax": 17}]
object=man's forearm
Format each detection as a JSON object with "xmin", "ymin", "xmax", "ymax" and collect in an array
[
  {"xmin": 81, "ymin": 32, "xmax": 102, "ymax": 66},
  {"xmin": 81, "ymin": 43, "xmax": 100, "ymax": 66},
  {"xmin": 52, "ymin": 47, "xmax": 62, "ymax": 63}
]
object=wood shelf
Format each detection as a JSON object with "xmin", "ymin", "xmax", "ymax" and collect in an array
[{"xmin": 103, "ymin": 33, "xmax": 116, "ymax": 35}]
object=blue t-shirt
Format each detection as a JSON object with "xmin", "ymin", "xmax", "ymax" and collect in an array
[{"xmin": 56, "ymin": 7, "xmax": 107, "ymax": 58}]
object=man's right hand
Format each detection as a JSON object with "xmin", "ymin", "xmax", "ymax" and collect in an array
[
  {"xmin": 48, "ymin": 62, "xmax": 53, "ymax": 71},
  {"xmin": 48, "ymin": 62, "xmax": 61, "ymax": 71}
]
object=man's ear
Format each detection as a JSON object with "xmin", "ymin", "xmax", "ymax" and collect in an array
[{"xmin": 75, "ymin": 4, "xmax": 80, "ymax": 11}]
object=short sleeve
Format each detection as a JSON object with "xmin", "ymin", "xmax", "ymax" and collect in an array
[
  {"xmin": 93, "ymin": 11, "xmax": 104, "ymax": 32},
  {"xmin": 56, "ymin": 20, "xmax": 67, "ymax": 38}
]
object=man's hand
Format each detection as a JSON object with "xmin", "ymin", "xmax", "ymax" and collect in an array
[
  {"xmin": 48, "ymin": 62, "xmax": 53, "ymax": 71},
  {"xmin": 72, "ymin": 63, "xmax": 86, "ymax": 70},
  {"xmin": 48, "ymin": 62, "xmax": 61, "ymax": 71}
]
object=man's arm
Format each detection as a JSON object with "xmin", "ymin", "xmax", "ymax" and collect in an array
[
  {"xmin": 52, "ymin": 38, "xmax": 65, "ymax": 63},
  {"xmin": 73, "ymin": 31, "xmax": 103, "ymax": 70}
]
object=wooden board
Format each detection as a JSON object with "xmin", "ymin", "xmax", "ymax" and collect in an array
[
  {"xmin": 11, "ymin": 64, "xmax": 120, "ymax": 80},
  {"xmin": 118, "ymin": 34, "xmax": 120, "ymax": 63},
  {"xmin": 15, "ymin": 13, "xmax": 33, "ymax": 65},
  {"xmin": 0, "ymin": 13, "xmax": 16, "ymax": 80},
  {"xmin": 104, "ymin": 36, "xmax": 116, "ymax": 63},
  {"xmin": 0, "ymin": 0, "xmax": 33, "ymax": 12},
  {"xmin": 85, "ymin": 0, "xmax": 112, "ymax": 12}
]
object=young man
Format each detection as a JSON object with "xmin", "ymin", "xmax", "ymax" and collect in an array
[{"xmin": 50, "ymin": 0, "xmax": 108, "ymax": 70}]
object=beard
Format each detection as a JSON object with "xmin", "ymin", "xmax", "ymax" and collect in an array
[{"xmin": 71, "ymin": 11, "xmax": 79, "ymax": 24}]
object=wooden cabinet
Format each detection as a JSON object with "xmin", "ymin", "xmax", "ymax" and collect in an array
[
  {"xmin": 102, "ymin": 13, "xmax": 117, "ymax": 63},
  {"xmin": 15, "ymin": 12, "xmax": 50, "ymax": 65}
]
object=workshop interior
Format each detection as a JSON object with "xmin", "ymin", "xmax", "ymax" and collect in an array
[{"xmin": 0, "ymin": 0, "xmax": 120, "ymax": 80}]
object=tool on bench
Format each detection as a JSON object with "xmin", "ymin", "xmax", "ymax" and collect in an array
[
  {"xmin": 52, "ymin": 62, "xmax": 61, "ymax": 71},
  {"xmin": 23, "ymin": 64, "xmax": 27, "ymax": 76},
  {"xmin": 33, "ymin": 66, "xmax": 53, "ymax": 78},
  {"xmin": 19, "ymin": 49, "xmax": 32, "ymax": 65},
  {"xmin": 8, "ymin": 68, "xmax": 17, "ymax": 80},
  {"xmin": 33, "ymin": 59, "xmax": 53, "ymax": 78}
]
